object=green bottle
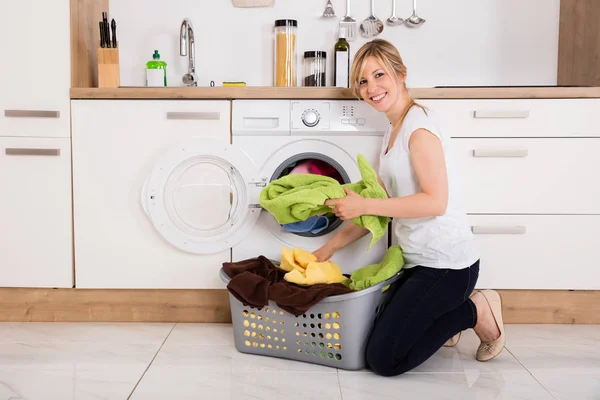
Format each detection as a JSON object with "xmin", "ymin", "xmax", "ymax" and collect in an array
[
  {"xmin": 334, "ymin": 27, "xmax": 350, "ymax": 88},
  {"xmin": 146, "ymin": 50, "xmax": 167, "ymax": 87}
]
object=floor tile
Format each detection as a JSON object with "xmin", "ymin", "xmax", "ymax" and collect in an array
[
  {"xmin": 533, "ymin": 373, "xmax": 600, "ymax": 400},
  {"xmin": 0, "ymin": 322, "xmax": 174, "ymax": 344},
  {"xmin": 0, "ymin": 342, "xmax": 161, "ymax": 372},
  {"xmin": 166, "ymin": 323, "xmax": 234, "ymax": 346},
  {"xmin": 338, "ymin": 371, "xmax": 554, "ymax": 400},
  {"xmin": 131, "ymin": 370, "xmax": 342, "ymax": 400},
  {"xmin": 0, "ymin": 368, "xmax": 141, "ymax": 400},
  {"xmin": 150, "ymin": 341, "xmax": 337, "ymax": 374},
  {"xmin": 504, "ymin": 324, "xmax": 600, "ymax": 348},
  {"xmin": 507, "ymin": 345, "xmax": 600, "ymax": 375}
]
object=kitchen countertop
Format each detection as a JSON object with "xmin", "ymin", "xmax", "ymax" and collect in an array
[{"xmin": 70, "ymin": 86, "xmax": 600, "ymax": 99}]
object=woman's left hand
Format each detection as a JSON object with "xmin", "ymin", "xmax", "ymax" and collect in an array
[{"xmin": 325, "ymin": 187, "xmax": 367, "ymax": 220}]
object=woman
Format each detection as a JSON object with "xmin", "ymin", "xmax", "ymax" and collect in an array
[{"xmin": 313, "ymin": 39, "xmax": 505, "ymax": 377}]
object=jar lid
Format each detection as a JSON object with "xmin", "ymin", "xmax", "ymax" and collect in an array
[
  {"xmin": 304, "ymin": 51, "xmax": 327, "ymax": 59},
  {"xmin": 275, "ymin": 19, "xmax": 298, "ymax": 27}
]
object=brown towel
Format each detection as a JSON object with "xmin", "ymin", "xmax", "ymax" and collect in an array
[{"xmin": 223, "ymin": 256, "xmax": 354, "ymax": 316}]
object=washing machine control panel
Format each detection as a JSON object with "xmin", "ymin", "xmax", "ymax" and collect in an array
[
  {"xmin": 291, "ymin": 101, "xmax": 388, "ymax": 135},
  {"xmin": 301, "ymin": 109, "xmax": 320, "ymax": 127}
]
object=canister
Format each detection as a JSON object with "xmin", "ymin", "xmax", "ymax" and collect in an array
[
  {"xmin": 274, "ymin": 19, "xmax": 298, "ymax": 87},
  {"xmin": 303, "ymin": 51, "xmax": 327, "ymax": 87}
]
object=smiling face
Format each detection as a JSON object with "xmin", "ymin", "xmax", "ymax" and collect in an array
[{"xmin": 358, "ymin": 56, "xmax": 406, "ymax": 113}]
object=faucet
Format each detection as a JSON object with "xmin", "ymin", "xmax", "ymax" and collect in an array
[{"xmin": 180, "ymin": 18, "xmax": 197, "ymax": 87}]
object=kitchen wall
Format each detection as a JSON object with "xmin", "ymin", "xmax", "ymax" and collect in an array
[{"xmin": 110, "ymin": 0, "xmax": 560, "ymax": 88}]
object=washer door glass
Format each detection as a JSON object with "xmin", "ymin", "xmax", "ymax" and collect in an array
[{"xmin": 143, "ymin": 138, "xmax": 260, "ymax": 254}]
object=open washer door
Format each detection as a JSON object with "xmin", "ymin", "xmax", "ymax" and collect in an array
[{"xmin": 142, "ymin": 137, "xmax": 262, "ymax": 254}]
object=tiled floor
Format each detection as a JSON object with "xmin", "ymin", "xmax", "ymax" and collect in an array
[{"xmin": 0, "ymin": 323, "xmax": 598, "ymax": 399}]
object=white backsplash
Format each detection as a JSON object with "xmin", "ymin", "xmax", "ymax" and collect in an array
[{"xmin": 110, "ymin": 0, "xmax": 560, "ymax": 88}]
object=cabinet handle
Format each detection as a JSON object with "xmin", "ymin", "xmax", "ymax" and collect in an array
[
  {"xmin": 471, "ymin": 225, "xmax": 526, "ymax": 234},
  {"xmin": 166, "ymin": 112, "xmax": 220, "ymax": 120},
  {"xmin": 5, "ymin": 148, "xmax": 61, "ymax": 156},
  {"xmin": 473, "ymin": 110, "xmax": 529, "ymax": 119},
  {"xmin": 4, "ymin": 110, "xmax": 60, "ymax": 118},
  {"xmin": 473, "ymin": 148, "xmax": 528, "ymax": 157}
]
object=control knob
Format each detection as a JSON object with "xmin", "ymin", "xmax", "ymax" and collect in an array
[{"xmin": 301, "ymin": 109, "xmax": 320, "ymax": 127}]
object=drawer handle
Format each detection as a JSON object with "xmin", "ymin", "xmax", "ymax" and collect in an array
[
  {"xmin": 5, "ymin": 148, "xmax": 61, "ymax": 156},
  {"xmin": 473, "ymin": 148, "xmax": 528, "ymax": 157},
  {"xmin": 471, "ymin": 226, "xmax": 526, "ymax": 234},
  {"xmin": 473, "ymin": 110, "xmax": 529, "ymax": 119},
  {"xmin": 166, "ymin": 112, "xmax": 220, "ymax": 120},
  {"xmin": 4, "ymin": 110, "xmax": 60, "ymax": 118}
]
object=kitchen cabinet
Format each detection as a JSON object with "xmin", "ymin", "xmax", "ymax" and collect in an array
[
  {"xmin": 0, "ymin": 137, "xmax": 73, "ymax": 287},
  {"xmin": 414, "ymin": 98, "xmax": 600, "ymax": 290},
  {"xmin": 0, "ymin": 0, "xmax": 72, "ymax": 288},
  {"xmin": 71, "ymin": 100, "xmax": 232, "ymax": 289},
  {"xmin": 0, "ymin": 0, "xmax": 71, "ymax": 138}
]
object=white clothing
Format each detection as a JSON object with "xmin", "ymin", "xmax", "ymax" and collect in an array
[{"xmin": 378, "ymin": 105, "xmax": 480, "ymax": 270}]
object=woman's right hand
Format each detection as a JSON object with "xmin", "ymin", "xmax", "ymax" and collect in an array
[{"xmin": 312, "ymin": 244, "xmax": 336, "ymax": 262}]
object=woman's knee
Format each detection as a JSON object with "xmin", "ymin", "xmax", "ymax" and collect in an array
[{"xmin": 365, "ymin": 339, "xmax": 409, "ymax": 377}]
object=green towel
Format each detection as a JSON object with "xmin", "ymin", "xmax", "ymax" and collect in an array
[
  {"xmin": 343, "ymin": 246, "xmax": 404, "ymax": 290},
  {"xmin": 259, "ymin": 154, "xmax": 389, "ymax": 249}
]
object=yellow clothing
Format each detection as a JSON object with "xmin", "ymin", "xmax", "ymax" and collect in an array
[{"xmin": 278, "ymin": 247, "xmax": 345, "ymax": 285}]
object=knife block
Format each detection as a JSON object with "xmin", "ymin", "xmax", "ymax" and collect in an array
[{"xmin": 97, "ymin": 48, "xmax": 120, "ymax": 88}]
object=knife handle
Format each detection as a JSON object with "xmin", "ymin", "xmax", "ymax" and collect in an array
[
  {"xmin": 111, "ymin": 19, "xmax": 117, "ymax": 48},
  {"xmin": 99, "ymin": 21, "xmax": 105, "ymax": 47}
]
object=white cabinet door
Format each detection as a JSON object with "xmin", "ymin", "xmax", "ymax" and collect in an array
[
  {"xmin": 71, "ymin": 100, "xmax": 233, "ymax": 289},
  {"xmin": 0, "ymin": 137, "xmax": 73, "ymax": 287},
  {"xmin": 469, "ymin": 215, "xmax": 600, "ymax": 290},
  {"xmin": 452, "ymin": 138, "xmax": 600, "ymax": 214},
  {"xmin": 0, "ymin": 0, "xmax": 70, "ymax": 138}
]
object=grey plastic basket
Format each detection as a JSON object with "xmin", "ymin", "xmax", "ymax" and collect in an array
[{"xmin": 219, "ymin": 267, "xmax": 403, "ymax": 370}]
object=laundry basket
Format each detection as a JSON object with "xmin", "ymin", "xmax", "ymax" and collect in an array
[{"xmin": 219, "ymin": 267, "xmax": 403, "ymax": 370}]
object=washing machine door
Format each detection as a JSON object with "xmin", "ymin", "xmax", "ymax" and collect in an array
[{"xmin": 142, "ymin": 137, "xmax": 262, "ymax": 254}]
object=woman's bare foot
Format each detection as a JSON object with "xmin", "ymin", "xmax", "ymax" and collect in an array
[{"xmin": 471, "ymin": 292, "xmax": 501, "ymax": 343}]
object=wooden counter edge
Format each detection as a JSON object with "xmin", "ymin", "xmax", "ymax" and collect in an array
[
  {"xmin": 1, "ymin": 288, "xmax": 599, "ymax": 324},
  {"xmin": 70, "ymin": 87, "xmax": 600, "ymax": 100}
]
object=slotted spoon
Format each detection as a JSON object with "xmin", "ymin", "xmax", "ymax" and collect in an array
[{"xmin": 360, "ymin": 0, "xmax": 384, "ymax": 38}]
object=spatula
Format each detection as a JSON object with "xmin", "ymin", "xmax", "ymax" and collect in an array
[{"xmin": 340, "ymin": 0, "xmax": 358, "ymax": 41}]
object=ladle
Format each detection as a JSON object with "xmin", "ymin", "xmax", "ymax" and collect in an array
[
  {"xmin": 405, "ymin": 0, "xmax": 425, "ymax": 27},
  {"xmin": 386, "ymin": 0, "xmax": 404, "ymax": 26}
]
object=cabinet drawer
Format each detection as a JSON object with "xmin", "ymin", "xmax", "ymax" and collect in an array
[
  {"xmin": 71, "ymin": 100, "xmax": 230, "ymax": 142},
  {"xmin": 0, "ymin": 137, "xmax": 73, "ymax": 287},
  {"xmin": 469, "ymin": 215, "xmax": 600, "ymax": 290},
  {"xmin": 453, "ymin": 138, "xmax": 600, "ymax": 214},
  {"xmin": 420, "ymin": 99, "xmax": 600, "ymax": 138}
]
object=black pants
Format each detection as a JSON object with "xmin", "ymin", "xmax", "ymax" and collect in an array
[{"xmin": 365, "ymin": 260, "xmax": 480, "ymax": 377}]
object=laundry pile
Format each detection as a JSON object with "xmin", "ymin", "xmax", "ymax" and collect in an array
[
  {"xmin": 222, "ymin": 246, "xmax": 405, "ymax": 316},
  {"xmin": 222, "ymin": 255, "xmax": 352, "ymax": 317},
  {"xmin": 279, "ymin": 159, "xmax": 344, "ymax": 235},
  {"xmin": 260, "ymin": 154, "xmax": 389, "ymax": 249}
]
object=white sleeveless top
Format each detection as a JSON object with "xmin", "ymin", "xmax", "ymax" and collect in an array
[{"xmin": 378, "ymin": 105, "xmax": 480, "ymax": 270}]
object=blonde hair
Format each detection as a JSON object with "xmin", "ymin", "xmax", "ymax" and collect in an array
[{"xmin": 350, "ymin": 39, "xmax": 425, "ymax": 133}]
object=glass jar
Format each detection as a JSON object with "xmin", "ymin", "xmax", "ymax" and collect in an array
[
  {"xmin": 303, "ymin": 51, "xmax": 327, "ymax": 87},
  {"xmin": 273, "ymin": 19, "xmax": 298, "ymax": 87}
]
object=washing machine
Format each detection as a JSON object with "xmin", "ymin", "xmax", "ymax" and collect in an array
[{"xmin": 229, "ymin": 100, "xmax": 390, "ymax": 275}]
